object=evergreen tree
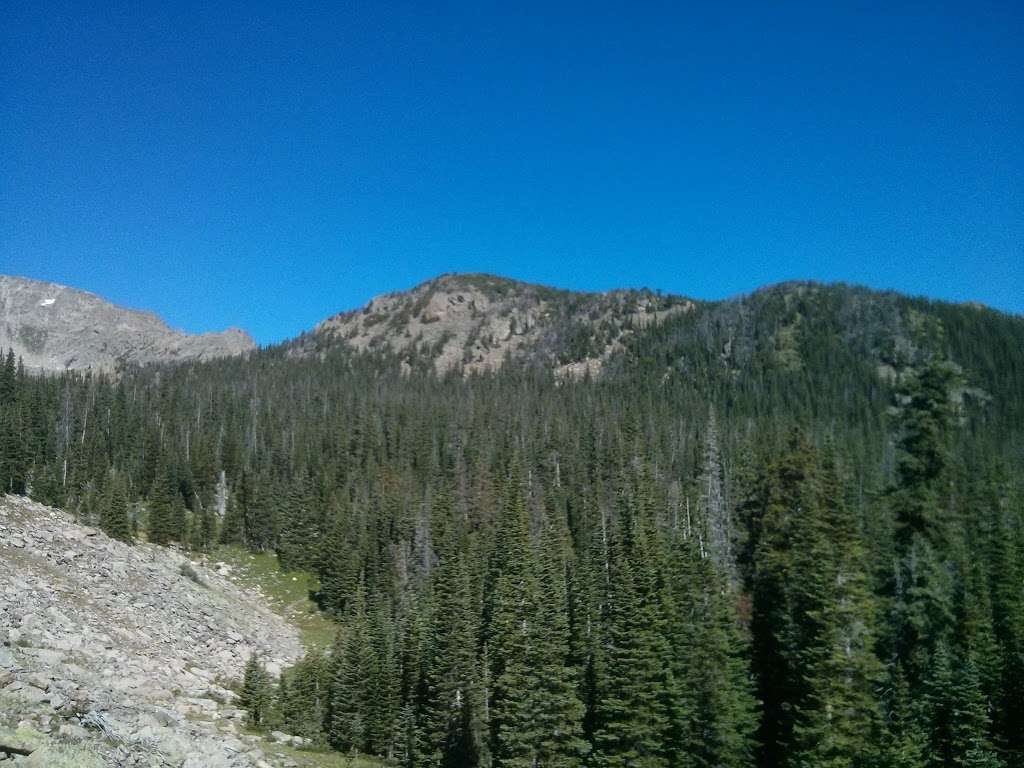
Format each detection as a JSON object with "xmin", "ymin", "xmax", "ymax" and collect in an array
[
  {"xmin": 277, "ymin": 474, "xmax": 320, "ymax": 571},
  {"xmin": 421, "ymin": 500, "xmax": 481, "ymax": 767},
  {"xmin": 147, "ymin": 463, "xmax": 177, "ymax": 546},
  {"xmin": 278, "ymin": 652, "xmax": 329, "ymax": 741},
  {"xmin": 750, "ymin": 430, "xmax": 818, "ymax": 768},
  {"xmin": 239, "ymin": 654, "xmax": 273, "ymax": 728},
  {"xmin": 100, "ymin": 470, "xmax": 133, "ymax": 542},
  {"xmin": 887, "ymin": 360, "xmax": 963, "ymax": 686},
  {"xmin": 590, "ymin": 513, "xmax": 675, "ymax": 768},
  {"xmin": 329, "ymin": 583, "xmax": 376, "ymax": 753},
  {"xmin": 790, "ymin": 442, "xmax": 884, "ymax": 768}
]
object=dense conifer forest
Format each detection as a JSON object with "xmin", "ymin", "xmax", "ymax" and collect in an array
[{"xmin": 1, "ymin": 281, "xmax": 1023, "ymax": 767}]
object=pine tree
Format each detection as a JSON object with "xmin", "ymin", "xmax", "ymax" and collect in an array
[
  {"xmin": 590, "ymin": 512, "xmax": 675, "ymax": 768},
  {"xmin": 421, "ymin": 508, "xmax": 481, "ymax": 767},
  {"xmin": 481, "ymin": 461, "xmax": 588, "ymax": 767},
  {"xmin": 100, "ymin": 470, "xmax": 133, "ymax": 543},
  {"xmin": 790, "ymin": 442, "xmax": 884, "ymax": 768},
  {"xmin": 279, "ymin": 652, "xmax": 329, "ymax": 741},
  {"xmin": 329, "ymin": 583, "xmax": 376, "ymax": 753},
  {"xmin": 888, "ymin": 360, "xmax": 963, "ymax": 686},
  {"xmin": 668, "ymin": 544, "xmax": 758, "ymax": 768},
  {"xmin": 219, "ymin": 482, "xmax": 246, "ymax": 547},
  {"xmin": 750, "ymin": 429, "xmax": 818, "ymax": 768},
  {"xmin": 884, "ymin": 666, "xmax": 928, "ymax": 768},
  {"xmin": 699, "ymin": 408, "xmax": 737, "ymax": 584},
  {"xmin": 368, "ymin": 597, "xmax": 402, "ymax": 758},
  {"xmin": 984, "ymin": 476, "xmax": 1024, "ymax": 756},
  {"xmin": 147, "ymin": 463, "xmax": 177, "ymax": 546},
  {"xmin": 947, "ymin": 655, "xmax": 1004, "ymax": 768},
  {"xmin": 277, "ymin": 474, "xmax": 320, "ymax": 571},
  {"xmin": 527, "ymin": 517, "xmax": 588, "ymax": 767},
  {"xmin": 239, "ymin": 654, "xmax": 273, "ymax": 728},
  {"xmin": 0, "ymin": 348, "xmax": 16, "ymax": 406},
  {"xmin": 0, "ymin": 351, "xmax": 29, "ymax": 495}
]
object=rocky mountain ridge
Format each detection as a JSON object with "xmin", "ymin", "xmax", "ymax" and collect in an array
[
  {"xmin": 0, "ymin": 276, "xmax": 255, "ymax": 373},
  {"xmin": 4, "ymin": 271, "xmax": 1014, "ymax": 382},
  {"xmin": 0, "ymin": 494, "xmax": 302, "ymax": 767},
  {"xmin": 303, "ymin": 273, "xmax": 694, "ymax": 376}
]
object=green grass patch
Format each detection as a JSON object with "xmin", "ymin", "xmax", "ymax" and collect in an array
[
  {"xmin": 265, "ymin": 741, "xmax": 392, "ymax": 768},
  {"xmin": 211, "ymin": 547, "xmax": 337, "ymax": 651}
]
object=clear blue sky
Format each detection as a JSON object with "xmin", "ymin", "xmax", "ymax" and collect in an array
[{"xmin": 2, "ymin": 1, "xmax": 1021, "ymax": 344}]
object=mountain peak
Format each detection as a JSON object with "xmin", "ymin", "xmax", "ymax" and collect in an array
[
  {"xmin": 307, "ymin": 272, "xmax": 693, "ymax": 376},
  {"xmin": 0, "ymin": 274, "xmax": 256, "ymax": 372}
]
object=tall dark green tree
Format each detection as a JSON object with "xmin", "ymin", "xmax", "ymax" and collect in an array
[
  {"xmin": 239, "ymin": 654, "xmax": 273, "ymax": 728},
  {"xmin": 590, "ymin": 510, "xmax": 676, "ymax": 768},
  {"xmin": 887, "ymin": 360, "xmax": 963, "ymax": 685},
  {"xmin": 329, "ymin": 583, "xmax": 376, "ymax": 754},
  {"xmin": 100, "ymin": 470, "xmax": 133, "ymax": 542}
]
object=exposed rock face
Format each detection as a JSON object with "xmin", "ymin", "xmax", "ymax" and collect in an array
[
  {"xmin": 0, "ymin": 275, "xmax": 255, "ymax": 372},
  {"xmin": 306, "ymin": 273, "xmax": 693, "ymax": 376},
  {"xmin": 0, "ymin": 495, "xmax": 301, "ymax": 767}
]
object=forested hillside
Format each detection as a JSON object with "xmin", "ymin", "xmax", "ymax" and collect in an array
[{"xmin": 1, "ymin": 279, "xmax": 1022, "ymax": 768}]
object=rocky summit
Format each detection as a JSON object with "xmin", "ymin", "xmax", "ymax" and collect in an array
[
  {"xmin": 0, "ymin": 495, "xmax": 301, "ymax": 767},
  {"xmin": 0, "ymin": 275, "xmax": 255, "ymax": 373},
  {"xmin": 305, "ymin": 273, "xmax": 693, "ymax": 376}
]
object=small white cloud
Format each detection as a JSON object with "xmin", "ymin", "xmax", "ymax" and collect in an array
[{"xmin": 39, "ymin": 298, "xmax": 56, "ymax": 307}]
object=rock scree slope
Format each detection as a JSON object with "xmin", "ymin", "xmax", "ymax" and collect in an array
[{"xmin": 0, "ymin": 494, "xmax": 302, "ymax": 767}]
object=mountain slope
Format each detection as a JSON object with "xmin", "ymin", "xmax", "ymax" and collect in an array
[
  {"xmin": 0, "ymin": 276, "xmax": 255, "ymax": 372},
  {"xmin": 1, "ymin": 274, "xmax": 1022, "ymax": 767},
  {"xmin": 294, "ymin": 274, "xmax": 1021, "ymax": 411},
  {"xmin": 300, "ymin": 273, "xmax": 694, "ymax": 376}
]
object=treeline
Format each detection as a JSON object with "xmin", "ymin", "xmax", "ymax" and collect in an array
[{"xmin": 1, "ymin": 284, "xmax": 1023, "ymax": 767}]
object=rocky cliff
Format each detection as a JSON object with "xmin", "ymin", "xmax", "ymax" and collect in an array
[
  {"xmin": 0, "ymin": 276, "xmax": 255, "ymax": 372},
  {"xmin": 0, "ymin": 495, "xmax": 302, "ymax": 767},
  {"xmin": 304, "ymin": 273, "xmax": 693, "ymax": 376}
]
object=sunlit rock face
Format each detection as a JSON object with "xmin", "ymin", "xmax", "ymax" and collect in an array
[{"xmin": 0, "ymin": 275, "xmax": 255, "ymax": 372}]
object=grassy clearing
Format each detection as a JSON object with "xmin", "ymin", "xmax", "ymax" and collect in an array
[
  {"xmin": 207, "ymin": 551, "xmax": 394, "ymax": 765},
  {"xmin": 264, "ymin": 742, "xmax": 391, "ymax": 768},
  {"xmin": 238, "ymin": 724, "xmax": 392, "ymax": 767},
  {"xmin": 210, "ymin": 547, "xmax": 337, "ymax": 651}
]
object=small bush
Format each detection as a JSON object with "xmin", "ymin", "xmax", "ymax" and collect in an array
[{"xmin": 179, "ymin": 562, "xmax": 207, "ymax": 588}]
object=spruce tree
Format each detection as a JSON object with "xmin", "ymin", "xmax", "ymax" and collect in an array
[
  {"xmin": 590, "ymin": 515, "xmax": 675, "ymax": 768},
  {"xmin": 100, "ymin": 470, "xmax": 133, "ymax": 543},
  {"xmin": 790, "ymin": 442, "xmax": 884, "ymax": 768},
  {"xmin": 147, "ymin": 464, "xmax": 177, "ymax": 546},
  {"xmin": 888, "ymin": 360, "xmax": 963, "ymax": 687},
  {"xmin": 421, "ymin": 516, "xmax": 481, "ymax": 766},
  {"xmin": 328, "ymin": 583, "xmax": 376, "ymax": 753},
  {"xmin": 239, "ymin": 654, "xmax": 273, "ymax": 728}
]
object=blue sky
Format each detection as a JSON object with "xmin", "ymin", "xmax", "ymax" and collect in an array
[{"xmin": 2, "ymin": 1, "xmax": 1021, "ymax": 344}]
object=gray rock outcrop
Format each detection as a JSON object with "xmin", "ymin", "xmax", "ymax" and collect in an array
[
  {"xmin": 305, "ymin": 273, "xmax": 692, "ymax": 377},
  {"xmin": 0, "ymin": 275, "xmax": 255, "ymax": 372}
]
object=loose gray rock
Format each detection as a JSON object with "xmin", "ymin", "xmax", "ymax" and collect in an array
[{"xmin": 0, "ymin": 494, "xmax": 302, "ymax": 766}]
